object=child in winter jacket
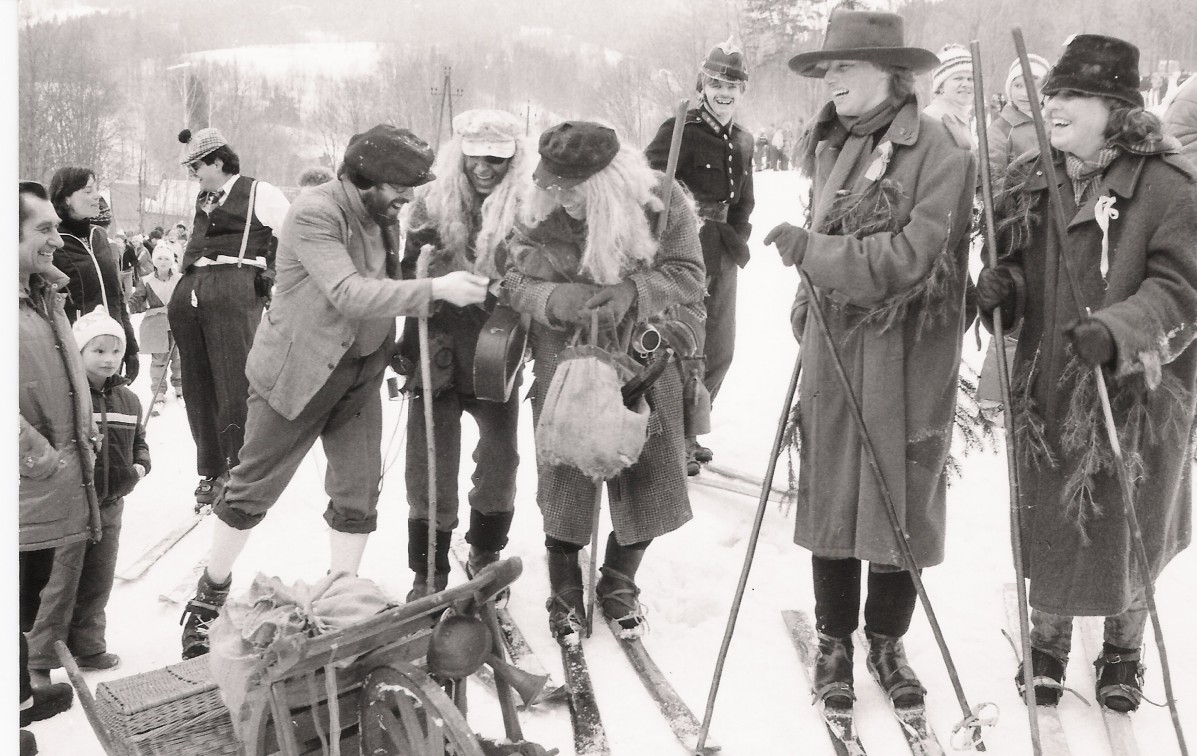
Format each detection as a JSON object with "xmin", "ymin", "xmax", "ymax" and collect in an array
[
  {"xmin": 129, "ymin": 245, "xmax": 183, "ymax": 412},
  {"xmin": 26, "ymin": 306, "xmax": 151, "ymax": 680}
]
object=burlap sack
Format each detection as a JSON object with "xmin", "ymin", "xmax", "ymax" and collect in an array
[{"xmin": 536, "ymin": 343, "xmax": 649, "ymax": 480}]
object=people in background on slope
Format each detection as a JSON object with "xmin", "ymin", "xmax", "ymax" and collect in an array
[{"xmin": 129, "ymin": 244, "xmax": 185, "ymax": 413}]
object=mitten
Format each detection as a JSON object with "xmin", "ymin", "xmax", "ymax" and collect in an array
[
  {"xmin": 583, "ymin": 280, "xmax": 637, "ymax": 327},
  {"xmin": 975, "ymin": 268, "xmax": 1015, "ymax": 314},
  {"xmin": 764, "ymin": 222, "xmax": 809, "ymax": 267},
  {"xmin": 1064, "ymin": 318, "xmax": 1116, "ymax": 367},
  {"xmin": 123, "ymin": 351, "xmax": 140, "ymax": 382},
  {"xmin": 546, "ymin": 283, "xmax": 598, "ymax": 326}
]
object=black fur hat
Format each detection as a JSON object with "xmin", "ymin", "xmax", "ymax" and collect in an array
[{"xmin": 1042, "ymin": 34, "xmax": 1144, "ymax": 108}]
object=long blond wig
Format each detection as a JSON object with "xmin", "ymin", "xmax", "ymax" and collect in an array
[
  {"xmin": 406, "ymin": 130, "xmax": 534, "ymax": 278},
  {"xmin": 520, "ymin": 145, "xmax": 663, "ymax": 285}
]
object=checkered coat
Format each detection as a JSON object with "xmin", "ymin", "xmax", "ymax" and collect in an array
[{"xmin": 503, "ymin": 179, "xmax": 704, "ymax": 545}]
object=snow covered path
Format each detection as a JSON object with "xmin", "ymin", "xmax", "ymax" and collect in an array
[{"xmin": 26, "ymin": 170, "xmax": 1196, "ymax": 755}]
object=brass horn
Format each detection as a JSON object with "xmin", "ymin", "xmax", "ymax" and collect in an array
[{"xmin": 487, "ymin": 654, "xmax": 550, "ymax": 707}]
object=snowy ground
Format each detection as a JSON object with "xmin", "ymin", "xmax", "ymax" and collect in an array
[{"xmin": 26, "ymin": 170, "xmax": 1197, "ymax": 755}]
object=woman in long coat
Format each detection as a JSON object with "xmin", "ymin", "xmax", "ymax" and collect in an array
[
  {"xmin": 978, "ymin": 34, "xmax": 1197, "ymax": 712},
  {"xmin": 767, "ymin": 9, "xmax": 975, "ymax": 709},
  {"xmin": 503, "ymin": 121, "xmax": 705, "ymax": 642}
]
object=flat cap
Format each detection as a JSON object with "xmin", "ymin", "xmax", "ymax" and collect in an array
[
  {"xmin": 343, "ymin": 124, "xmax": 436, "ymax": 188},
  {"xmin": 533, "ymin": 121, "xmax": 620, "ymax": 191},
  {"xmin": 455, "ymin": 109, "xmax": 522, "ymax": 158}
]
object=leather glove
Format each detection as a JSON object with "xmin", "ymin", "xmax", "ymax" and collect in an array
[
  {"xmin": 583, "ymin": 280, "xmax": 637, "ymax": 327},
  {"xmin": 255, "ymin": 269, "xmax": 276, "ymax": 303},
  {"xmin": 764, "ymin": 222, "xmax": 809, "ymax": 267},
  {"xmin": 546, "ymin": 283, "xmax": 598, "ymax": 326},
  {"xmin": 975, "ymin": 268, "xmax": 1015, "ymax": 315},
  {"xmin": 122, "ymin": 351, "xmax": 140, "ymax": 383},
  {"xmin": 1064, "ymin": 317, "xmax": 1116, "ymax": 367}
]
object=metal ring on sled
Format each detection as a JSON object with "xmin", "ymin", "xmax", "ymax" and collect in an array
[{"xmin": 359, "ymin": 661, "xmax": 484, "ymax": 756}]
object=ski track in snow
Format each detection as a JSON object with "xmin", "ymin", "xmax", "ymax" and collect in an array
[{"xmin": 26, "ymin": 171, "xmax": 1197, "ymax": 755}]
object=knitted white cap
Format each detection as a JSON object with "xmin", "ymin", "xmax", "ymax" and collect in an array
[
  {"xmin": 1006, "ymin": 54, "xmax": 1051, "ymax": 102},
  {"xmin": 933, "ymin": 44, "xmax": 972, "ymax": 93},
  {"xmin": 73, "ymin": 305, "xmax": 125, "ymax": 351}
]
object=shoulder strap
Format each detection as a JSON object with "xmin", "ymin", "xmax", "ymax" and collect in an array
[{"xmin": 236, "ymin": 179, "xmax": 259, "ymax": 266}]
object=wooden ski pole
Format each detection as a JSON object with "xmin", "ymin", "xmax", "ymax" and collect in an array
[
  {"xmin": 694, "ymin": 349, "xmax": 801, "ymax": 755},
  {"xmin": 797, "ymin": 268, "xmax": 994, "ymax": 750},
  {"xmin": 656, "ymin": 98, "xmax": 690, "ymax": 238},
  {"xmin": 416, "ymin": 245, "xmax": 439, "ymax": 597},
  {"xmin": 1013, "ymin": 29, "xmax": 1188, "ymax": 755},
  {"xmin": 585, "ymin": 310, "xmax": 603, "ymax": 638},
  {"xmin": 139, "ymin": 341, "xmax": 179, "ymax": 435},
  {"xmin": 970, "ymin": 39, "xmax": 1042, "ymax": 756}
]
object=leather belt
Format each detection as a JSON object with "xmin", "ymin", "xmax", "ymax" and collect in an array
[
  {"xmin": 192, "ymin": 255, "xmax": 267, "ymax": 269},
  {"xmin": 694, "ymin": 201, "xmax": 730, "ymax": 223}
]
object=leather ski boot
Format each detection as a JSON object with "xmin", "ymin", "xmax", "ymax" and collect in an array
[
  {"xmin": 596, "ymin": 533, "xmax": 648, "ymax": 638},
  {"xmin": 865, "ymin": 630, "xmax": 926, "ymax": 708},
  {"xmin": 465, "ymin": 510, "xmax": 514, "ymax": 605},
  {"xmin": 194, "ymin": 473, "xmax": 227, "ymax": 512},
  {"xmin": 407, "ymin": 520, "xmax": 451, "ymax": 602},
  {"xmin": 814, "ymin": 633, "xmax": 855, "ymax": 710},
  {"xmin": 1094, "ymin": 644, "xmax": 1145, "ymax": 712},
  {"xmin": 1014, "ymin": 647, "xmax": 1067, "ymax": 706},
  {"xmin": 180, "ymin": 569, "xmax": 231, "ymax": 659},
  {"xmin": 546, "ymin": 548, "xmax": 585, "ymax": 645}
]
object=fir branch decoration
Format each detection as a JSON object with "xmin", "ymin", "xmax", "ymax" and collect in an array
[{"xmin": 780, "ymin": 398, "xmax": 803, "ymax": 514}]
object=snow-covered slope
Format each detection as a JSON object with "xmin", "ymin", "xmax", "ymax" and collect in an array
[{"xmin": 26, "ymin": 170, "xmax": 1197, "ymax": 755}]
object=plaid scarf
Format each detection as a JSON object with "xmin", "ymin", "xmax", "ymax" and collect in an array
[{"xmin": 1065, "ymin": 147, "xmax": 1119, "ymax": 206}]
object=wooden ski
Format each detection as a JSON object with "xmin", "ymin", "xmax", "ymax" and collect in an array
[
  {"xmin": 1001, "ymin": 583, "xmax": 1073, "ymax": 756},
  {"xmin": 116, "ymin": 512, "xmax": 205, "ymax": 582},
  {"xmin": 853, "ymin": 629, "xmax": 944, "ymax": 756},
  {"xmin": 1076, "ymin": 617, "xmax": 1141, "ymax": 756},
  {"xmin": 781, "ymin": 610, "xmax": 867, "ymax": 756}
]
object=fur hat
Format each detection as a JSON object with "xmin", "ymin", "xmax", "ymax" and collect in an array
[
  {"xmin": 533, "ymin": 121, "xmax": 620, "ymax": 191},
  {"xmin": 454, "ymin": 109, "xmax": 522, "ymax": 159},
  {"xmin": 700, "ymin": 37, "xmax": 749, "ymax": 84},
  {"xmin": 1006, "ymin": 53, "xmax": 1051, "ymax": 102},
  {"xmin": 73, "ymin": 305, "xmax": 125, "ymax": 351},
  {"xmin": 933, "ymin": 44, "xmax": 973, "ymax": 93},
  {"xmin": 178, "ymin": 128, "xmax": 227, "ymax": 165},
  {"xmin": 1042, "ymin": 34, "xmax": 1144, "ymax": 108},
  {"xmin": 788, "ymin": 9, "xmax": 939, "ymax": 78},
  {"xmin": 342, "ymin": 124, "xmax": 436, "ymax": 188}
]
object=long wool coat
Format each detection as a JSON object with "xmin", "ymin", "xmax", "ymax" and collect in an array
[
  {"xmin": 988, "ymin": 146, "xmax": 1197, "ymax": 616},
  {"xmin": 790, "ymin": 99, "xmax": 976, "ymax": 568},
  {"xmin": 503, "ymin": 179, "xmax": 705, "ymax": 545}
]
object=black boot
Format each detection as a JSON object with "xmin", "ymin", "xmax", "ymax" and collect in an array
[
  {"xmin": 180, "ymin": 569, "xmax": 231, "ymax": 659},
  {"xmin": 596, "ymin": 533, "xmax": 649, "ymax": 637},
  {"xmin": 406, "ymin": 520, "xmax": 451, "ymax": 602},
  {"xmin": 466, "ymin": 510, "xmax": 514, "ymax": 604},
  {"xmin": 1094, "ymin": 644, "xmax": 1145, "ymax": 712},
  {"xmin": 546, "ymin": 543, "xmax": 585, "ymax": 645},
  {"xmin": 814, "ymin": 633, "xmax": 855, "ymax": 710},
  {"xmin": 1014, "ymin": 648, "xmax": 1067, "ymax": 706},
  {"xmin": 864, "ymin": 630, "xmax": 926, "ymax": 708}
]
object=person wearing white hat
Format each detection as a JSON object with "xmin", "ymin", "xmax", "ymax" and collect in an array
[
  {"xmin": 129, "ymin": 243, "xmax": 184, "ymax": 413},
  {"xmin": 924, "ymin": 43, "xmax": 977, "ymax": 151},
  {"xmin": 168, "ymin": 127, "xmax": 291, "ymax": 510},
  {"xmin": 395, "ymin": 108, "xmax": 532, "ymax": 599}
]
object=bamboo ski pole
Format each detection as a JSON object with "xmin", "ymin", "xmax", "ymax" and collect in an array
[
  {"xmin": 139, "ymin": 341, "xmax": 179, "ymax": 436},
  {"xmin": 585, "ymin": 311, "xmax": 603, "ymax": 638},
  {"xmin": 797, "ymin": 269, "xmax": 995, "ymax": 750},
  {"xmin": 416, "ymin": 245, "xmax": 439, "ymax": 597},
  {"xmin": 694, "ymin": 349, "xmax": 801, "ymax": 755},
  {"xmin": 1013, "ymin": 29, "xmax": 1188, "ymax": 755},
  {"xmin": 970, "ymin": 40, "xmax": 1042, "ymax": 756}
]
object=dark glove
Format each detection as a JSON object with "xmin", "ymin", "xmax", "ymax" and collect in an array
[
  {"xmin": 583, "ymin": 280, "xmax": 637, "ymax": 327},
  {"xmin": 122, "ymin": 351, "xmax": 140, "ymax": 383},
  {"xmin": 1064, "ymin": 317, "xmax": 1116, "ymax": 367},
  {"xmin": 255, "ymin": 269, "xmax": 276, "ymax": 302},
  {"xmin": 975, "ymin": 268, "xmax": 1015, "ymax": 314},
  {"xmin": 763, "ymin": 222, "xmax": 809, "ymax": 267},
  {"xmin": 546, "ymin": 283, "xmax": 598, "ymax": 326}
]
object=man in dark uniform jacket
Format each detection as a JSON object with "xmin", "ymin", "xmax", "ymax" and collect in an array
[
  {"xmin": 168, "ymin": 127, "xmax": 290, "ymax": 509},
  {"xmin": 646, "ymin": 38, "xmax": 755, "ymax": 471}
]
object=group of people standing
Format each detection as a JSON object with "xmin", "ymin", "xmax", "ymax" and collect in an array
[{"xmin": 18, "ymin": 6, "xmax": 1197, "ymax": 754}]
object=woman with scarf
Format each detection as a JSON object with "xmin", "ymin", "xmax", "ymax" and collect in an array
[
  {"xmin": 396, "ymin": 109, "xmax": 531, "ymax": 599},
  {"xmin": 502, "ymin": 121, "xmax": 704, "ymax": 642},
  {"xmin": 977, "ymin": 34, "xmax": 1197, "ymax": 713},
  {"xmin": 765, "ymin": 9, "xmax": 976, "ymax": 712}
]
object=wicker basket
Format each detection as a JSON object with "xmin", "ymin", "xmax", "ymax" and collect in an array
[{"xmin": 93, "ymin": 656, "xmax": 241, "ymax": 756}]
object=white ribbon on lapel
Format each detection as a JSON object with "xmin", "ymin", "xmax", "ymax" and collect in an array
[
  {"xmin": 863, "ymin": 140, "xmax": 894, "ymax": 183},
  {"xmin": 1094, "ymin": 195, "xmax": 1119, "ymax": 281}
]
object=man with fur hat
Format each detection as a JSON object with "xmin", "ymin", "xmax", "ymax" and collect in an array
[
  {"xmin": 977, "ymin": 33, "xmax": 1197, "ymax": 714},
  {"xmin": 179, "ymin": 125, "xmax": 490, "ymax": 659},
  {"xmin": 924, "ymin": 43, "xmax": 977, "ymax": 151},
  {"xmin": 646, "ymin": 37, "xmax": 755, "ymax": 472},
  {"xmin": 504, "ymin": 120, "xmax": 705, "ymax": 643},
  {"xmin": 169, "ymin": 127, "xmax": 291, "ymax": 510},
  {"xmin": 396, "ymin": 108, "xmax": 531, "ymax": 599},
  {"xmin": 768, "ymin": 8, "xmax": 975, "ymax": 714}
]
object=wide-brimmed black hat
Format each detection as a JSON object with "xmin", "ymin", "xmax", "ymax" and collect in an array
[
  {"xmin": 788, "ymin": 9, "xmax": 939, "ymax": 78},
  {"xmin": 1042, "ymin": 34, "xmax": 1144, "ymax": 109}
]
